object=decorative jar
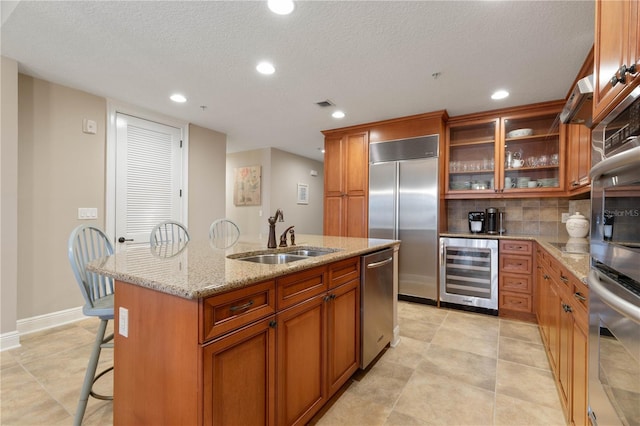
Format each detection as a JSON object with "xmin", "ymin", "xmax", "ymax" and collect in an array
[{"xmin": 566, "ymin": 212, "xmax": 589, "ymax": 238}]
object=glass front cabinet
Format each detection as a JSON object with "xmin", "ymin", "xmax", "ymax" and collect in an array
[{"xmin": 445, "ymin": 102, "xmax": 566, "ymax": 198}]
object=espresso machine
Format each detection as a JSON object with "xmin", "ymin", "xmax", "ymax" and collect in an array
[
  {"xmin": 468, "ymin": 211, "xmax": 485, "ymax": 233},
  {"xmin": 486, "ymin": 207, "xmax": 498, "ymax": 235}
]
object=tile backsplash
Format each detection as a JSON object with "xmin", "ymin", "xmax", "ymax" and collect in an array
[{"xmin": 446, "ymin": 198, "xmax": 591, "ymax": 238}]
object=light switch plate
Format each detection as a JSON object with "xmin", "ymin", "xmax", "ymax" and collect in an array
[
  {"xmin": 82, "ymin": 118, "xmax": 97, "ymax": 134},
  {"xmin": 77, "ymin": 207, "xmax": 98, "ymax": 219}
]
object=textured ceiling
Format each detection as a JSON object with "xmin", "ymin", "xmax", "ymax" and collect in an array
[{"xmin": 1, "ymin": 1, "xmax": 595, "ymax": 162}]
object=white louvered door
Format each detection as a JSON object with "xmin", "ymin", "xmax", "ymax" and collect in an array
[{"xmin": 114, "ymin": 113, "xmax": 183, "ymax": 247}]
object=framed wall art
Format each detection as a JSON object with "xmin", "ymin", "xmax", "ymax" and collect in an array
[{"xmin": 233, "ymin": 165, "xmax": 261, "ymax": 206}]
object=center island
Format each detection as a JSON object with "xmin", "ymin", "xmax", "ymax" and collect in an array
[{"xmin": 88, "ymin": 234, "xmax": 400, "ymax": 426}]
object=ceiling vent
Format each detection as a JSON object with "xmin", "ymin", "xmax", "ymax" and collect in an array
[{"xmin": 315, "ymin": 100, "xmax": 335, "ymax": 108}]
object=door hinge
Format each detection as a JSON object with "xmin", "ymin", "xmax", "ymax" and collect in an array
[
  {"xmin": 179, "ymin": 189, "xmax": 182, "ymax": 197},
  {"xmin": 180, "ymin": 140, "xmax": 183, "ymax": 148}
]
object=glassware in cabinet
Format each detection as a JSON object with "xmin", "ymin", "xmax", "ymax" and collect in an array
[
  {"xmin": 501, "ymin": 112, "xmax": 563, "ymax": 192},
  {"xmin": 446, "ymin": 119, "xmax": 499, "ymax": 193}
]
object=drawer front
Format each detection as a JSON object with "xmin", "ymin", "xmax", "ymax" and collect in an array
[
  {"xmin": 328, "ymin": 257, "xmax": 360, "ymax": 289},
  {"xmin": 499, "ymin": 273, "xmax": 532, "ymax": 294},
  {"xmin": 500, "ymin": 240, "xmax": 533, "ymax": 255},
  {"xmin": 500, "ymin": 254, "xmax": 533, "ymax": 274},
  {"xmin": 201, "ymin": 280, "xmax": 276, "ymax": 343},
  {"xmin": 277, "ymin": 265, "xmax": 328, "ymax": 310},
  {"xmin": 499, "ymin": 292, "xmax": 532, "ymax": 313}
]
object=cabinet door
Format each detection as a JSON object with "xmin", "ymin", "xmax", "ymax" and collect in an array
[
  {"xmin": 567, "ymin": 124, "xmax": 591, "ymax": 191},
  {"xmin": 324, "ymin": 136, "xmax": 344, "ymax": 197},
  {"xmin": 345, "ymin": 132, "xmax": 368, "ymax": 197},
  {"xmin": 594, "ymin": 0, "xmax": 637, "ymax": 121},
  {"xmin": 324, "ymin": 195, "xmax": 344, "ymax": 237},
  {"xmin": 559, "ymin": 300, "xmax": 572, "ymax": 412},
  {"xmin": 345, "ymin": 194, "xmax": 367, "ymax": 238},
  {"xmin": 276, "ymin": 294, "xmax": 327, "ymax": 426},
  {"xmin": 547, "ymin": 279, "xmax": 561, "ymax": 373},
  {"xmin": 571, "ymin": 320, "xmax": 589, "ymax": 426},
  {"xmin": 327, "ymin": 279, "xmax": 360, "ymax": 396},
  {"xmin": 446, "ymin": 118, "xmax": 499, "ymax": 194},
  {"xmin": 203, "ymin": 318, "xmax": 276, "ymax": 426}
]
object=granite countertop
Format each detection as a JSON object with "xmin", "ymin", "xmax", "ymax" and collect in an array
[
  {"xmin": 440, "ymin": 232, "xmax": 591, "ymax": 283},
  {"xmin": 87, "ymin": 234, "xmax": 399, "ymax": 300}
]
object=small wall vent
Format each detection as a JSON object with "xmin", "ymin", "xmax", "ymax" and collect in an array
[{"xmin": 315, "ymin": 100, "xmax": 335, "ymax": 108}]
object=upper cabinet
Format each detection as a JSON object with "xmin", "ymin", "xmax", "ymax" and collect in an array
[
  {"xmin": 323, "ymin": 131, "xmax": 369, "ymax": 238},
  {"xmin": 593, "ymin": 0, "xmax": 640, "ymax": 124},
  {"xmin": 445, "ymin": 102, "xmax": 566, "ymax": 198}
]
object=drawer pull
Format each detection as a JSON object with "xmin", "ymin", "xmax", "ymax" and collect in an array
[
  {"xmin": 574, "ymin": 292, "xmax": 587, "ymax": 302},
  {"xmin": 559, "ymin": 274, "xmax": 569, "ymax": 283},
  {"xmin": 543, "ymin": 274, "xmax": 550, "ymax": 280},
  {"xmin": 229, "ymin": 300, "xmax": 254, "ymax": 312}
]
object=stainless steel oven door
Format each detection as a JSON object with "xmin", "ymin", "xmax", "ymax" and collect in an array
[
  {"xmin": 590, "ymin": 145, "xmax": 640, "ymax": 284},
  {"xmin": 588, "ymin": 268, "xmax": 640, "ymax": 426}
]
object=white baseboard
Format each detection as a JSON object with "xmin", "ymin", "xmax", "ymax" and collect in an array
[
  {"xmin": 0, "ymin": 306, "xmax": 84, "ymax": 352},
  {"xmin": 0, "ymin": 331, "xmax": 20, "ymax": 351}
]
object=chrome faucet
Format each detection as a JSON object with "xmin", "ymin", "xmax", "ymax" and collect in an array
[
  {"xmin": 267, "ymin": 209, "xmax": 284, "ymax": 248},
  {"xmin": 279, "ymin": 226, "xmax": 295, "ymax": 247}
]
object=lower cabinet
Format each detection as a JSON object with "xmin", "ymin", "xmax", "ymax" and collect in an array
[
  {"xmin": 114, "ymin": 255, "xmax": 364, "ymax": 426},
  {"xmin": 534, "ymin": 244, "xmax": 589, "ymax": 426},
  {"xmin": 203, "ymin": 317, "xmax": 276, "ymax": 426},
  {"xmin": 499, "ymin": 240, "xmax": 535, "ymax": 321},
  {"xmin": 277, "ymin": 259, "xmax": 361, "ymax": 426}
]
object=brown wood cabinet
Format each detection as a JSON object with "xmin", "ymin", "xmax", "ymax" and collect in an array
[
  {"xmin": 534, "ymin": 244, "xmax": 589, "ymax": 425},
  {"xmin": 445, "ymin": 101, "xmax": 567, "ymax": 198},
  {"xmin": 203, "ymin": 317, "xmax": 276, "ymax": 426},
  {"xmin": 566, "ymin": 124, "xmax": 591, "ymax": 194},
  {"xmin": 593, "ymin": 0, "xmax": 640, "ymax": 124},
  {"xmin": 114, "ymin": 256, "xmax": 363, "ymax": 426},
  {"xmin": 323, "ymin": 132, "xmax": 368, "ymax": 237},
  {"xmin": 498, "ymin": 240, "xmax": 535, "ymax": 321}
]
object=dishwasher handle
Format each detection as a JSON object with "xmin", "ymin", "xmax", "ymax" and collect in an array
[{"xmin": 366, "ymin": 257, "xmax": 393, "ymax": 269}]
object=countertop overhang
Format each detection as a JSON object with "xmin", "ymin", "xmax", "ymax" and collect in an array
[{"xmin": 87, "ymin": 234, "xmax": 400, "ymax": 299}]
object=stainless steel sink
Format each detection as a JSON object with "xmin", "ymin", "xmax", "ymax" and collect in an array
[
  {"xmin": 235, "ymin": 253, "xmax": 309, "ymax": 264},
  {"xmin": 285, "ymin": 249, "xmax": 335, "ymax": 257},
  {"xmin": 230, "ymin": 247, "xmax": 340, "ymax": 264}
]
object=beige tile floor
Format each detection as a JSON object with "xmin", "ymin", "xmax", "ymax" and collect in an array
[{"xmin": 1, "ymin": 301, "xmax": 566, "ymax": 425}]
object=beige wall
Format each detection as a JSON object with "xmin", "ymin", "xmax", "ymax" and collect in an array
[
  {"xmin": 1, "ymin": 57, "xmax": 19, "ymax": 335},
  {"xmin": 188, "ymin": 124, "xmax": 226, "ymax": 239},
  {"xmin": 226, "ymin": 148, "xmax": 324, "ymax": 241},
  {"xmin": 18, "ymin": 74, "xmax": 108, "ymax": 318},
  {"xmin": 13, "ymin": 75, "xmax": 227, "ymax": 322},
  {"xmin": 270, "ymin": 148, "xmax": 323, "ymax": 235}
]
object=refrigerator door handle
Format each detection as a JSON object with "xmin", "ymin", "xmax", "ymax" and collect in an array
[{"xmin": 394, "ymin": 162, "xmax": 399, "ymax": 240}]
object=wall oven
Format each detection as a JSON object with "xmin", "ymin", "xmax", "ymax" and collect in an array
[
  {"xmin": 588, "ymin": 87, "xmax": 640, "ymax": 426},
  {"xmin": 439, "ymin": 237, "xmax": 498, "ymax": 312}
]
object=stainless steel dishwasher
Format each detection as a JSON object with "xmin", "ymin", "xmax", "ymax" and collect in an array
[{"xmin": 361, "ymin": 248, "xmax": 394, "ymax": 369}]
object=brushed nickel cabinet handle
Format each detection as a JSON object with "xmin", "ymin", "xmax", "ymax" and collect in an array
[{"xmin": 229, "ymin": 300, "xmax": 254, "ymax": 312}]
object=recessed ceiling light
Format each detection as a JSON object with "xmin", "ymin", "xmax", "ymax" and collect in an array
[
  {"xmin": 491, "ymin": 90, "xmax": 509, "ymax": 100},
  {"xmin": 256, "ymin": 61, "xmax": 275, "ymax": 75},
  {"xmin": 268, "ymin": 0, "xmax": 295, "ymax": 15},
  {"xmin": 170, "ymin": 94, "xmax": 187, "ymax": 103},
  {"xmin": 332, "ymin": 111, "xmax": 345, "ymax": 119}
]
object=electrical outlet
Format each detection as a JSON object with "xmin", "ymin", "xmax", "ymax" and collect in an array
[
  {"xmin": 119, "ymin": 307, "xmax": 129, "ymax": 337},
  {"xmin": 561, "ymin": 212, "xmax": 570, "ymax": 223}
]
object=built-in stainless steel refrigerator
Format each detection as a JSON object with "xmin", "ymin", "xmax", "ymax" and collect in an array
[{"xmin": 368, "ymin": 135, "xmax": 439, "ymax": 302}]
